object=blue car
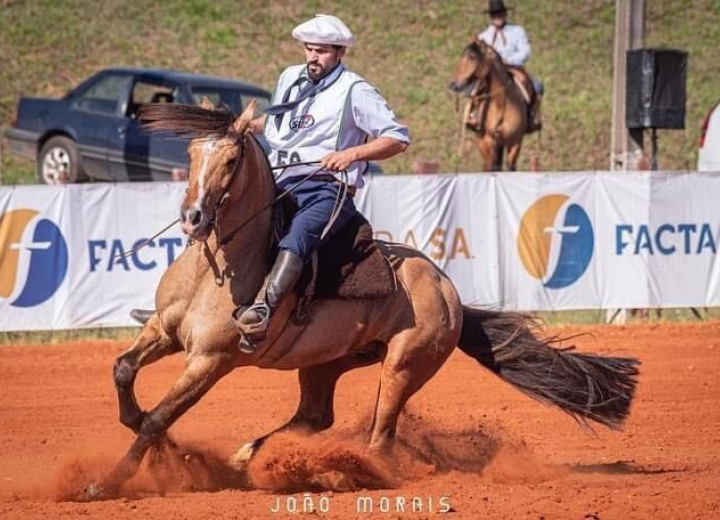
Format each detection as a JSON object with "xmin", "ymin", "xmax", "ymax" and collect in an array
[{"xmin": 4, "ymin": 67, "xmax": 271, "ymax": 184}]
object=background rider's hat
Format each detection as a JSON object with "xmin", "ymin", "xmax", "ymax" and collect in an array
[
  {"xmin": 292, "ymin": 14, "xmax": 355, "ymax": 48},
  {"xmin": 483, "ymin": 0, "xmax": 512, "ymax": 15}
]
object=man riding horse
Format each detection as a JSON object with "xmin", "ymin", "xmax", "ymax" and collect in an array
[
  {"xmin": 236, "ymin": 14, "xmax": 410, "ymax": 352},
  {"xmin": 103, "ymin": 14, "xmax": 637, "ymax": 497},
  {"xmin": 473, "ymin": 0, "xmax": 543, "ymax": 132}
]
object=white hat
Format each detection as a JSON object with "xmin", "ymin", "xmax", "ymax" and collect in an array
[{"xmin": 292, "ymin": 14, "xmax": 355, "ymax": 48}]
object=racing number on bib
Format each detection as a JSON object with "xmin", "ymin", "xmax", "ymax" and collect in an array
[{"xmin": 277, "ymin": 150, "xmax": 302, "ymax": 166}]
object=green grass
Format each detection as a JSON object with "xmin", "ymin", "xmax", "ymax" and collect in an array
[
  {"xmin": 0, "ymin": 327, "xmax": 139, "ymax": 346},
  {"xmin": 2, "ymin": 0, "xmax": 720, "ymax": 183},
  {"xmin": 538, "ymin": 307, "xmax": 720, "ymax": 327},
  {"xmin": 0, "ymin": 2, "xmax": 718, "ymax": 333},
  {"xmin": 0, "ymin": 310, "xmax": 716, "ymax": 345}
]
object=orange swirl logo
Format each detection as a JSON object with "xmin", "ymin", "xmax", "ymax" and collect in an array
[{"xmin": 517, "ymin": 195, "xmax": 594, "ymax": 289}]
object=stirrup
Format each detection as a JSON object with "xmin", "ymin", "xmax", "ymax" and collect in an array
[
  {"xmin": 238, "ymin": 333, "xmax": 258, "ymax": 355},
  {"xmin": 237, "ymin": 302, "xmax": 270, "ymax": 335},
  {"xmin": 235, "ymin": 302, "xmax": 270, "ymax": 354}
]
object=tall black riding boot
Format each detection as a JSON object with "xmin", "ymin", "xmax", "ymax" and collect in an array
[
  {"xmin": 235, "ymin": 250, "xmax": 304, "ymax": 353},
  {"xmin": 528, "ymin": 95, "xmax": 543, "ymax": 132}
]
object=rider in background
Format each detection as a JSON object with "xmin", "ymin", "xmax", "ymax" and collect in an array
[
  {"xmin": 477, "ymin": 0, "xmax": 543, "ymax": 131},
  {"xmin": 237, "ymin": 14, "xmax": 410, "ymax": 353}
]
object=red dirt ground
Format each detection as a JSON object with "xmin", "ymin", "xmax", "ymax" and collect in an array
[{"xmin": 0, "ymin": 322, "xmax": 719, "ymax": 519}]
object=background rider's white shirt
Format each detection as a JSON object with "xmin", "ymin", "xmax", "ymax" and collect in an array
[
  {"xmin": 477, "ymin": 23, "xmax": 531, "ymax": 67},
  {"xmin": 264, "ymin": 64, "xmax": 409, "ymax": 188}
]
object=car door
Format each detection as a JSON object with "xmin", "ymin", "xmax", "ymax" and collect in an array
[
  {"xmin": 68, "ymin": 72, "xmax": 134, "ymax": 180},
  {"xmin": 111, "ymin": 78, "xmax": 190, "ymax": 181}
]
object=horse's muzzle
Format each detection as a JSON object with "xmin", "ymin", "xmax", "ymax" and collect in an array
[
  {"xmin": 180, "ymin": 207, "xmax": 212, "ymax": 241},
  {"xmin": 448, "ymin": 80, "xmax": 464, "ymax": 93}
]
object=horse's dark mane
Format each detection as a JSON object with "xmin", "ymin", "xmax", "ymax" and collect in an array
[
  {"xmin": 137, "ymin": 103, "xmax": 239, "ymax": 140},
  {"xmin": 464, "ymin": 41, "xmax": 483, "ymax": 58}
]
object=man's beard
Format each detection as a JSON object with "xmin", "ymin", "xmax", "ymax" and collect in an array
[
  {"xmin": 307, "ymin": 61, "xmax": 338, "ymax": 81},
  {"xmin": 307, "ymin": 64, "xmax": 322, "ymax": 81},
  {"xmin": 307, "ymin": 63, "xmax": 325, "ymax": 81}
]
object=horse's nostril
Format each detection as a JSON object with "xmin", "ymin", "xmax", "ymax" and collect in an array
[{"xmin": 189, "ymin": 209, "xmax": 202, "ymax": 226}]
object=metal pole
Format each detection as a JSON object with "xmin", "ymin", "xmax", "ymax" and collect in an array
[
  {"xmin": 608, "ymin": 0, "xmax": 646, "ymax": 325},
  {"xmin": 610, "ymin": 0, "xmax": 646, "ymax": 171},
  {"xmin": 650, "ymin": 127, "xmax": 659, "ymax": 170}
]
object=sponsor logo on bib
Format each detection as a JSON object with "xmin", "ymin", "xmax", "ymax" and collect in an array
[{"xmin": 289, "ymin": 114, "xmax": 315, "ymax": 131}]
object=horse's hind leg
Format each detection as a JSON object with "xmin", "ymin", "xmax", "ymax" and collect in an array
[
  {"xmin": 368, "ymin": 330, "xmax": 457, "ymax": 454},
  {"xmin": 493, "ymin": 145, "xmax": 505, "ymax": 171},
  {"xmin": 114, "ymin": 313, "xmax": 180, "ymax": 433},
  {"xmin": 230, "ymin": 348, "xmax": 382, "ymax": 467}
]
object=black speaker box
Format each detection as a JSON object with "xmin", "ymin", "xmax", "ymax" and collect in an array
[{"xmin": 626, "ymin": 48, "xmax": 687, "ymax": 129}]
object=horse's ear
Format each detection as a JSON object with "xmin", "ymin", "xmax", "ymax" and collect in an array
[
  {"xmin": 200, "ymin": 96, "xmax": 214, "ymax": 110},
  {"xmin": 232, "ymin": 99, "xmax": 257, "ymax": 135}
]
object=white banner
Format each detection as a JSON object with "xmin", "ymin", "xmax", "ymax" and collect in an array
[
  {"xmin": 357, "ymin": 174, "xmax": 498, "ymax": 305},
  {"xmin": 0, "ymin": 183, "xmax": 187, "ymax": 331},
  {"xmin": 1, "ymin": 171, "xmax": 719, "ymax": 331}
]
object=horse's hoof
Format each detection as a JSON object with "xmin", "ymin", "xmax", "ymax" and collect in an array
[
  {"xmin": 83, "ymin": 482, "xmax": 107, "ymax": 501},
  {"xmin": 129, "ymin": 309, "xmax": 154, "ymax": 325},
  {"xmin": 228, "ymin": 440, "xmax": 258, "ymax": 470}
]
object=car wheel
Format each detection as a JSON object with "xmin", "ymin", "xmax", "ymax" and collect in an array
[{"xmin": 37, "ymin": 136, "xmax": 85, "ymax": 184}]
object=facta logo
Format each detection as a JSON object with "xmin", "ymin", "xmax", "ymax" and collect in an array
[
  {"xmin": 517, "ymin": 194, "xmax": 594, "ymax": 289},
  {"xmin": 289, "ymin": 114, "xmax": 315, "ymax": 131},
  {"xmin": 0, "ymin": 209, "xmax": 68, "ymax": 307}
]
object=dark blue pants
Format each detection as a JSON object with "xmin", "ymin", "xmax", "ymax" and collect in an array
[{"xmin": 277, "ymin": 178, "xmax": 358, "ymax": 262}]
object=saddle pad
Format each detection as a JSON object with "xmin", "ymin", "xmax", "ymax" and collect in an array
[{"xmin": 301, "ymin": 212, "xmax": 396, "ymax": 300}]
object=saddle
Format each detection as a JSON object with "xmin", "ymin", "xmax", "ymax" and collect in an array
[{"xmin": 272, "ymin": 194, "xmax": 397, "ymax": 324}]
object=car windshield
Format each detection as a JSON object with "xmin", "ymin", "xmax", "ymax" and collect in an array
[{"xmin": 190, "ymin": 86, "xmax": 269, "ymax": 115}]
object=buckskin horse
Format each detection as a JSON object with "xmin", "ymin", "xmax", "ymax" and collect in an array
[
  {"xmin": 99, "ymin": 99, "xmax": 638, "ymax": 496},
  {"xmin": 450, "ymin": 39, "xmax": 538, "ymax": 171}
]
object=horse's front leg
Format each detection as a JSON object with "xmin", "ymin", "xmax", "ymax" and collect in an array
[
  {"xmin": 506, "ymin": 141, "xmax": 523, "ymax": 172},
  {"xmin": 103, "ymin": 351, "xmax": 236, "ymax": 495},
  {"xmin": 475, "ymin": 136, "xmax": 497, "ymax": 172},
  {"xmin": 113, "ymin": 313, "xmax": 180, "ymax": 432}
]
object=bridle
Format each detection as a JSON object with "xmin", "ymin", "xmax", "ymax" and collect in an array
[
  {"xmin": 117, "ymin": 132, "xmax": 346, "ymax": 261},
  {"xmin": 461, "ymin": 45, "xmax": 492, "ymax": 98}
]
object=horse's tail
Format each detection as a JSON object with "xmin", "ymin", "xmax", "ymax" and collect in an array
[{"xmin": 457, "ymin": 307, "xmax": 640, "ymax": 430}]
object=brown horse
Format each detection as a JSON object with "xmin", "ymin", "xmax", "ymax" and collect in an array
[
  {"xmin": 99, "ymin": 99, "xmax": 638, "ymax": 497},
  {"xmin": 450, "ymin": 40, "xmax": 534, "ymax": 171}
]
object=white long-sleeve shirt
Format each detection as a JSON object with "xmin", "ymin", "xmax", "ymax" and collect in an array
[
  {"xmin": 477, "ymin": 23, "xmax": 531, "ymax": 67},
  {"xmin": 264, "ymin": 64, "xmax": 409, "ymax": 188}
]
